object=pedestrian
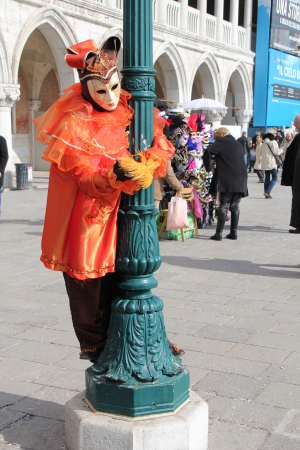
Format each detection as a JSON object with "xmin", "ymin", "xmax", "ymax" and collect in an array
[
  {"xmin": 249, "ymin": 145, "xmax": 256, "ymax": 173},
  {"xmin": 254, "ymin": 135, "xmax": 264, "ymax": 182},
  {"xmin": 251, "ymin": 131, "xmax": 261, "ymax": 147},
  {"xmin": 275, "ymin": 131, "xmax": 283, "ymax": 146},
  {"xmin": 203, "ymin": 127, "xmax": 248, "ymax": 241},
  {"xmin": 280, "ymin": 132, "xmax": 293, "ymax": 165},
  {"xmin": 154, "ymin": 160, "xmax": 183, "ymax": 210},
  {"xmin": 0, "ymin": 135, "xmax": 8, "ymax": 216},
  {"xmin": 33, "ymin": 38, "xmax": 174, "ymax": 362},
  {"xmin": 261, "ymin": 129, "xmax": 282, "ymax": 199},
  {"xmin": 281, "ymin": 114, "xmax": 300, "ymax": 232},
  {"xmin": 237, "ymin": 131, "xmax": 251, "ymax": 168}
]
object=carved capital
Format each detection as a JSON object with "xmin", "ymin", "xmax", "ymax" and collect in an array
[
  {"xmin": 27, "ymin": 100, "xmax": 41, "ymax": 112},
  {"xmin": 234, "ymin": 109, "xmax": 253, "ymax": 124},
  {"xmin": 0, "ymin": 84, "xmax": 20, "ymax": 107},
  {"xmin": 204, "ymin": 108, "xmax": 227, "ymax": 122}
]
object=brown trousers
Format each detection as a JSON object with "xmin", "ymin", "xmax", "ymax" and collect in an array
[{"xmin": 63, "ymin": 272, "xmax": 116, "ymax": 352}]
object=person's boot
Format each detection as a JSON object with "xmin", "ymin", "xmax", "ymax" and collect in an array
[
  {"xmin": 226, "ymin": 211, "xmax": 240, "ymax": 240},
  {"xmin": 210, "ymin": 210, "xmax": 227, "ymax": 241}
]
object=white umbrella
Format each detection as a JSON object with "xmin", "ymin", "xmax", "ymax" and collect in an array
[{"xmin": 183, "ymin": 98, "xmax": 227, "ymax": 111}]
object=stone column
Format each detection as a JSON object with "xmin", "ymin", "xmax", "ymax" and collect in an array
[
  {"xmin": 244, "ymin": 0, "xmax": 253, "ymax": 50},
  {"xmin": 214, "ymin": 0, "xmax": 224, "ymax": 41},
  {"xmin": 204, "ymin": 109, "xmax": 227, "ymax": 129},
  {"xmin": 27, "ymin": 100, "xmax": 41, "ymax": 170},
  {"xmin": 0, "ymin": 84, "xmax": 20, "ymax": 188},
  {"xmin": 234, "ymin": 109, "xmax": 253, "ymax": 132},
  {"xmin": 158, "ymin": 0, "xmax": 167, "ymax": 24},
  {"xmin": 179, "ymin": 0, "xmax": 188, "ymax": 31},
  {"xmin": 230, "ymin": 0, "xmax": 239, "ymax": 46},
  {"xmin": 198, "ymin": 0, "xmax": 207, "ymax": 37}
]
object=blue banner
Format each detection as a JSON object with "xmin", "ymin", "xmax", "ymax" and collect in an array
[{"xmin": 266, "ymin": 48, "xmax": 300, "ymax": 125}]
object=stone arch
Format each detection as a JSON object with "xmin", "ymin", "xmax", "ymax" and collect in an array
[
  {"xmin": 12, "ymin": 7, "xmax": 78, "ymax": 93},
  {"xmin": 153, "ymin": 42, "xmax": 187, "ymax": 105},
  {"xmin": 190, "ymin": 53, "xmax": 222, "ymax": 102},
  {"xmin": 0, "ymin": 30, "xmax": 11, "ymax": 84},
  {"xmin": 226, "ymin": 61, "xmax": 253, "ymax": 111}
]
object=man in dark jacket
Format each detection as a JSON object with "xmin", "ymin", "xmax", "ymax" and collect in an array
[
  {"xmin": 203, "ymin": 128, "xmax": 248, "ymax": 241},
  {"xmin": 237, "ymin": 131, "xmax": 251, "ymax": 168},
  {"xmin": 281, "ymin": 114, "xmax": 300, "ymax": 233},
  {"xmin": 0, "ymin": 135, "xmax": 9, "ymax": 215}
]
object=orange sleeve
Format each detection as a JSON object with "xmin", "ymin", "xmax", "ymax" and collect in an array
[{"xmin": 71, "ymin": 163, "xmax": 140, "ymax": 199}]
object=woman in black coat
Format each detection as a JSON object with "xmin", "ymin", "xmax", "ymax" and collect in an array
[
  {"xmin": 203, "ymin": 127, "xmax": 248, "ymax": 241},
  {"xmin": 0, "ymin": 135, "xmax": 9, "ymax": 215}
]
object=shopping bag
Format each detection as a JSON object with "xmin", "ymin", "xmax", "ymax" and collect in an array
[
  {"xmin": 166, "ymin": 196, "xmax": 189, "ymax": 230},
  {"xmin": 192, "ymin": 186, "xmax": 204, "ymax": 219}
]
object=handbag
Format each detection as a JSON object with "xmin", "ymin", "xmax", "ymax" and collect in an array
[
  {"xmin": 166, "ymin": 196, "xmax": 189, "ymax": 230},
  {"xmin": 267, "ymin": 143, "xmax": 282, "ymax": 169}
]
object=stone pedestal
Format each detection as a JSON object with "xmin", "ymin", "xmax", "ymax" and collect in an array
[{"xmin": 65, "ymin": 390, "xmax": 208, "ymax": 450}]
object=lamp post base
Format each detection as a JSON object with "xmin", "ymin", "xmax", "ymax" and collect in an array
[
  {"xmin": 65, "ymin": 389, "xmax": 208, "ymax": 450},
  {"xmin": 85, "ymin": 369, "xmax": 189, "ymax": 418}
]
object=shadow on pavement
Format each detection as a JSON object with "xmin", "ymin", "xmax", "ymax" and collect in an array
[
  {"xmin": 0, "ymin": 219, "xmax": 44, "ymax": 226},
  {"xmin": 162, "ymin": 256, "xmax": 300, "ymax": 279},
  {"xmin": 0, "ymin": 392, "xmax": 65, "ymax": 450}
]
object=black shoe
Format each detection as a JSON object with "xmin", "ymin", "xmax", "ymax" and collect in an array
[
  {"xmin": 167, "ymin": 339, "xmax": 185, "ymax": 356},
  {"xmin": 265, "ymin": 193, "xmax": 272, "ymax": 199},
  {"xmin": 210, "ymin": 209, "xmax": 227, "ymax": 241},
  {"xmin": 289, "ymin": 229, "xmax": 300, "ymax": 234},
  {"xmin": 80, "ymin": 347, "xmax": 103, "ymax": 363},
  {"xmin": 258, "ymin": 180, "xmax": 264, "ymax": 183}
]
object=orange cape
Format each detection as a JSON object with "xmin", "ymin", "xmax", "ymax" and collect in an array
[{"xmin": 34, "ymin": 83, "xmax": 174, "ymax": 279}]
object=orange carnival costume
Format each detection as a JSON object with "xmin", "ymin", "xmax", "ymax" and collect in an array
[{"xmin": 34, "ymin": 37, "xmax": 174, "ymax": 361}]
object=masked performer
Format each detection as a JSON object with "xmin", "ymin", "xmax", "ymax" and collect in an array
[{"xmin": 34, "ymin": 38, "xmax": 174, "ymax": 362}]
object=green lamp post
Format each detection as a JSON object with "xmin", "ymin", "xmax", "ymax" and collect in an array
[{"xmin": 85, "ymin": 0, "xmax": 189, "ymax": 417}]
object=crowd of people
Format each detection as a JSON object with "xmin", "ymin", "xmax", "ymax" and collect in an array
[{"xmin": 154, "ymin": 108, "xmax": 300, "ymax": 241}]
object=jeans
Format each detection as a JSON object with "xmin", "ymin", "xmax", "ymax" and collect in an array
[
  {"xmin": 243, "ymin": 154, "xmax": 248, "ymax": 166},
  {"xmin": 264, "ymin": 169, "xmax": 278, "ymax": 195}
]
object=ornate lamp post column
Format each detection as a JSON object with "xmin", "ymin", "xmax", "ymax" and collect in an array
[{"xmin": 85, "ymin": 0, "xmax": 189, "ymax": 418}]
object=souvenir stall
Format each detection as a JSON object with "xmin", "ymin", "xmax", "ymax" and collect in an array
[{"xmin": 168, "ymin": 112, "xmax": 217, "ymax": 228}]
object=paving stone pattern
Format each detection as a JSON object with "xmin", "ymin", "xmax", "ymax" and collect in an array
[{"xmin": 0, "ymin": 173, "xmax": 300, "ymax": 449}]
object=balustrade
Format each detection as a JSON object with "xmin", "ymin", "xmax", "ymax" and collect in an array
[
  {"xmin": 152, "ymin": 0, "xmax": 158, "ymax": 22},
  {"xmin": 223, "ymin": 22, "xmax": 232, "ymax": 45},
  {"xmin": 187, "ymin": 6, "xmax": 199, "ymax": 35},
  {"xmin": 97, "ymin": 0, "xmax": 248, "ymax": 50},
  {"xmin": 206, "ymin": 14, "xmax": 216, "ymax": 40},
  {"xmin": 237, "ymin": 27, "xmax": 246, "ymax": 49},
  {"xmin": 167, "ymin": 1, "xmax": 179, "ymax": 28}
]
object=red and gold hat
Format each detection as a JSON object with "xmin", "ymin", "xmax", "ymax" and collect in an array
[{"xmin": 65, "ymin": 37, "xmax": 121, "ymax": 83}]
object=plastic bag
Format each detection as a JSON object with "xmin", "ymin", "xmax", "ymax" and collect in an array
[
  {"xmin": 192, "ymin": 186, "xmax": 203, "ymax": 219},
  {"xmin": 167, "ymin": 214, "xmax": 194, "ymax": 240},
  {"xmin": 166, "ymin": 196, "xmax": 189, "ymax": 230}
]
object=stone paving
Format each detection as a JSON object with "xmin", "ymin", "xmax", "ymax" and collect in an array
[{"xmin": 0, "ymin": 171, "xmax": 300, "ymax": 449}]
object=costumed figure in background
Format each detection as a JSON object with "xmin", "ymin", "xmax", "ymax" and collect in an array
[{"xmin": 34, "ymin": 38, "xmax": 174, "ymax": 362}]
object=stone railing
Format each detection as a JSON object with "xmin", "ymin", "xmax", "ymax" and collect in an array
[
  {"xmin": 223, "ymin": 21, "xmax": 232, "ymax": 45},
  {"xmin": 206, "ymin": 14, "xmax": 216, "ymax": 40},
  {"xmin": 237, "ymin": 26, "xmax": 246, "ymax": 49},
  {"xmin": 187, "ymin": 6, "xmax": 199, "ymax": 35},
  {"xmin": 167, "ymin": 0, "xmax": 180, "ymax": 28},
  {"xmin": 99, "ymin": 0, "xmax": 248, "ymax": 50},
  {"xmin": 152, "ymin": 0, "xmax": 158, "ymax": 22}
]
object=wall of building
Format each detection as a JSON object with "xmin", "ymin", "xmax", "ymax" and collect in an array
[{"xmin": 0, "ymin": 0, "xmax": 255, "ymax": 183}]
